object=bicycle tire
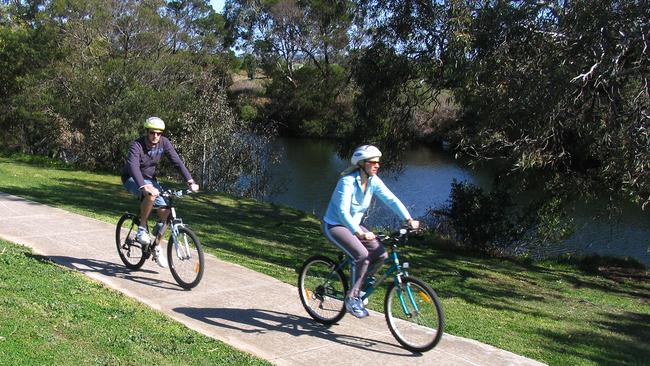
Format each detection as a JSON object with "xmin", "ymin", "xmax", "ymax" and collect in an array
[
  {"xmin": 384, "ymin": 276, "xmax": 444, "ymax": 352},
  {"xmin": 167, "ymin": 226, "xmax": 204, "ymax": 289},
  {"xmin": 116, "ymin": 213, "xmax": 148, "ymax": 269},
  {"xmin": 298, "ymin": 255, "xmax": 348, "ymax": 324}
]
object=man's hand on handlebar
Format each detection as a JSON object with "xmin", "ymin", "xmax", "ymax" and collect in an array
[
  {"xmin": 142, "ymin": 184, "xmax": 159, "ymax": 197},
  {"xmin": 187, "ymin": 180, "xmax": 199, "ymax": 193}
]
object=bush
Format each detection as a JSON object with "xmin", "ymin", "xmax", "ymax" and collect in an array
[
  {"xmin": 240, "ymin": 105, "xmax": 257, "ymax": 122},
  {"xmin": 440, "ymin": 180, "xmax": 522, "ymax": 253},
  {"xmin": 431, "ymin": 180, "xmax": 574, "ymax": 256}
]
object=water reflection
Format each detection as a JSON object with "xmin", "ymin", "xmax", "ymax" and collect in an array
[{"xmin": 266, "ymin": 137, "xmax": 650, "ymax": 266}]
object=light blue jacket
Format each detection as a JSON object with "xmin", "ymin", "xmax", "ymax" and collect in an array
[{"xmin": 323, "ymin": 171, "xmax": 412, "ymax": 234}]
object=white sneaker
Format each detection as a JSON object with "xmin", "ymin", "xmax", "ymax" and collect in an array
[
  {"xmin": 359, "ymin": 291, "xmax": 369, "ymax": 306},
  {"xmin": 344, "ymin": 296, "xmax": 369, "ymax": 318},
  {"xmin": 136, "ymin": 227, "xmax": 150, "ymax": 245},
  {"xmin": 154, "ymin": 245, "xmax": 168, "ymax": 268}
]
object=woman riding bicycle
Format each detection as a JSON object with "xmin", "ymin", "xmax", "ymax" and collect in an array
[{"xmin": 323, "ymin": 145, "xmax": 419, "ymax": 318}]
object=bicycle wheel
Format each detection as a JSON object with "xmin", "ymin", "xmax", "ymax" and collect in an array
[
  {"xmin": 167, "ymin": 226, "xmax": 204, "ymax": 289},
  {"xmin": 116, "ymin": 213, "xmax": 148, "ymax": 269},
  {"xmin": 384, "ymin": 276, "xmax": 444, "ymax": 352},
  {"xmin": 298, "ymin": 256, "xmax": 348, "ymax": 324}
]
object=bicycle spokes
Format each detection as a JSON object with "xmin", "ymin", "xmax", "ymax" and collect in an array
[
  {"xmin": 298, "ymin": 256, "xmax": 348, "ymax": 324},
  {"xmin": 385, "ymin": 277, "xmax": 444, "ymax": 352}
]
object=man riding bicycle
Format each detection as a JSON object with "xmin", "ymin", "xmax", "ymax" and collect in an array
[
  {"xmin": 120, "ymin": 116, "xmax": 199, "ymax": 268},
  {"xmin": 323, "ymin": 145, "xmax": 419, "ymax": 318}
]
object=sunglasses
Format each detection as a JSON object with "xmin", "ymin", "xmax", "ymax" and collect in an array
[
  {"xmin": 149, "ymin": 131, "xmax": 162, "ymax": 136},
  {"xmin": 365, "ymin": 160, "xmax": 381, "ymax": 165}
]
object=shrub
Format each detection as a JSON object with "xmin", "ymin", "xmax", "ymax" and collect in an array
[
  {"xmin": 240, "ymin": 105, "xmax": 257, "ymax": 122},
  {"xmin": 431, "ymin": 180, "xmax": 574, "ymax": 256}
]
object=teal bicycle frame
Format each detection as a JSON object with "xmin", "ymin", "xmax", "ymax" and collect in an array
[
  {"xmin": 334, "ymin": 230, "xmax": 420, "ymax": 316},
  {"xmin": 298, "ymin": 226, "xmax": 444, "ymax": 352}
]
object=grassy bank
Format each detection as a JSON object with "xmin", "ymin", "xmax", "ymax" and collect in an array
[
  {"xmin": 0, "ymin": 153, "xmax": 648, "ymax": 365},
  {"xmin": 0, "ymin": 239, "xmax": 269, "ymax": 365}
]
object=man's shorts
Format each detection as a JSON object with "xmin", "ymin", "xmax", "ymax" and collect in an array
[{"xmin": 123, "ymin": 177, "xmax": 168, "ymax": 207}]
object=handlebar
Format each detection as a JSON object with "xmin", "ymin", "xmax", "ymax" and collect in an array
[
  {"xmin": 146, "ymin": 188, "xmax": 196, "ymax": 197},
  {"xmin": 160, "ymin": 189, "xmax": 196, "ymax": 198},
  {"xmin": 377, "ymin": 226, "xmax": 420, "ymax": 241}
]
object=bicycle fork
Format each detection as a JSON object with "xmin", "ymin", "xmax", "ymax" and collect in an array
[
  {"xmin": 170, "ymin": 220, "xmax": 191, "ymax": 260},
  {"xmin": 389, "ymin": 251, "xmax": 422, "ymax": 319}
]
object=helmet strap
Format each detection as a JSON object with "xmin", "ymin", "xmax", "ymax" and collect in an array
[{"xmin": 359, "ymin": 162, "xmax": 371, "ymax": 179}]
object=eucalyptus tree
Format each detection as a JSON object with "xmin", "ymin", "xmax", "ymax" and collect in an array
[
  {"xmin": 224, "ymin": 0, "xmax": 357, "ymax": 137},
  {"xmin": 2, "ymin": 0, "xmax": 272, "ymax": 196},
  {"xmin": 0, "ymin": 0, "xmax": 60, "ymax": 151},
  {"xmin": 354, "ymin": 0, "xmax": 649, "ymax": 210},
  {"xmin": 452, "ymin": 1, "xmax": 649, "ymax": 209},
  {"xmin": 347, "ymin": 0, "xmax": 463, "ymax": 160},
  {"xmin": 164, "ymin": 0, "xmax": 228, "ymax": 54}
]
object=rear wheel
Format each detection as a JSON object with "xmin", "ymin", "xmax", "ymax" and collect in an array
[
  {"xmin": 167, "ymin": 226, "xmax": 204, "ymax": 289},
  {"xmin": 298, "ymin": 256, "xmax": 348, "ymax": 324},
  {"xmin": 116, "ymin": 213, "xmax": 148, "ymax": 269},
  {"xmin": 384, "ymin": 276, "xmax": 444, "ymax": 352}
]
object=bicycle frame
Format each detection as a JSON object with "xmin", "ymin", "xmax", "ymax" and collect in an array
[
  {"xmin": 357, "ymin": 245, "xmax": 400, "ymax": 299},
  {"xmin": 152, "ymin": 192, "xmax": 194, "ymax": 261},
  {"xmin": 299, "ymin": 227, "xmax": 443, "ymax": 351},
  {"xmin": 347, "ymin": 232, "xmax": 423, "ymax": 318}
]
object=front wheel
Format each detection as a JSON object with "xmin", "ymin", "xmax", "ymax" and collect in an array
[
  {"xmin": 384, "ymin": 276, "xmax": 444, "ymax": 352},
  {"xmin": 298, "ymin": 256, "xmax": 348, "ymax": 324},
  {"xmin": 116, "ymin": 213, "xmax": 148, "ymax": 269},
  {"xmin": 167, "ymin": 226, "xmax": 204, "ymax": 289}
]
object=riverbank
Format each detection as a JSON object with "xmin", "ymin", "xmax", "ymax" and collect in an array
[
  {"xmin": 1, "ymin": 153, "xmax": 648, "ymax": 365},
  {"xmin": 265, "ymin": 137, "xmax": 650, "ymax": 267}
]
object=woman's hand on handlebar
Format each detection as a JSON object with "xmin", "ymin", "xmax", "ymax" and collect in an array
[
  {"xmin": 356, "ymin": 231, "xmax": 376, "ymax": 241},
  {"xmin": 407, "ymin": 219, "xmax": 420, "ymax": 230}
]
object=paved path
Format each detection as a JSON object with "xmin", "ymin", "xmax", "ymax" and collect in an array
[{"xmin": 0, "ymin": 192, "xmax": 546, "ymax": 365}]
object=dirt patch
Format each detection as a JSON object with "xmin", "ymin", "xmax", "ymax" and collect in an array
[{"xmin": 597, "ymin": 266, "xmax": 650, "ymax": 284}]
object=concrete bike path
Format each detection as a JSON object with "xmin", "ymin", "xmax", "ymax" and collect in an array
[{"xmin": 0, "ymin": 192, "xmax": 546, "ymax": 366}]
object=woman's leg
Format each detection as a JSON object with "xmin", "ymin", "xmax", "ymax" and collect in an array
[
  {"xmin": 324, "ymin": 224, "xmax": 374, "ymax": 298},
  {"xmin": 363, "ymin": 230, "xmax": 388, "ymax": 279}
]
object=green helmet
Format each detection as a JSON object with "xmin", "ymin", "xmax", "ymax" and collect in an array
[{"xmin": 143, "ymin": 116, "xmax": 165, "ymax": 131}]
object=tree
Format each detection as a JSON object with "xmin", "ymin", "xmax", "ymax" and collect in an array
[
  {"xmin": 1, "ymin": 0, "xmax": 273, "ymax": 198},
  {"xmin": 225, "ymin": 0, "xmax": 356, "ymax": 137},
  {"xmin": 176, "ymin": 74, "xmax": 276, "ymax": 198},
  {"xmin": 0, "ymin": 0, "xmax": 61, "ymax": 151},
  {"xmin": 354, "ymin": 0, "xmax": 649, "ymax": 210}
]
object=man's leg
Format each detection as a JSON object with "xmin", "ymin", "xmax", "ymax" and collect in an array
[
  {"xmin": 139, "ymin": 193, "xmax": 156, "ymax": 228},
  {"xmin": 123, "ymin": 177, "xmax": 154, "ymax": 243},
  {"xmin": 154, "ymin": 207, "xmax": 170, "ymax": 241}
]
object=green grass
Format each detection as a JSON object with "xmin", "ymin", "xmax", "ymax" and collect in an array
[
  {"xmin": 0, "ymin": 240, "xmax": 270, "ymax": 365},
  {"xmin": 1, "ymin": 153, "xmax": 649, "ymax": 365}
]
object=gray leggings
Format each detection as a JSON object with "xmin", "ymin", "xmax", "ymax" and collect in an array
[{"xmin": 323, "ymin": 223, "xmax": 388, "ymax": 298}]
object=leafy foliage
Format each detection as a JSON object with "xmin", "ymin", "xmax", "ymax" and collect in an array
[
  {"xmin": 225, "ymin": 0, "xmax": 356, "ymax": 138},
  {"xmin": 0, "ymin": 0, "xmax": 275, "ymax": 197},
  {"xmin": 176, "ymin": 75, "xmax": 277, "ymax": 198},
  {"xmin": 433, "ymin": 180, "xmax": 574, "ymax": 255}
]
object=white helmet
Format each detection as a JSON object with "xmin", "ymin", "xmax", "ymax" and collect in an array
[{"xmin": 351, "ymin": 145, "xmax": 382, "ymax": 166}]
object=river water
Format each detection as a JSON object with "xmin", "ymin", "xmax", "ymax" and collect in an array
[{"xmin": 265, "ymin": 137, "xmax": 650, "ymax": 266}]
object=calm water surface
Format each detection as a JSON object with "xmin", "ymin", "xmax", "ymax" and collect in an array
[{"xmin": 265, "ymin": 137, "xmax": 650, "ymax": 266}]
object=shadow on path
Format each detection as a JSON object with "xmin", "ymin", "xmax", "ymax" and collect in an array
[
  {"xmin": 27, "ymin": 253, "xmax": 184, "ymax": 291},
  {"xmin": 174, "ymin": 306, "xmax": 423, "ymax": 357}
]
